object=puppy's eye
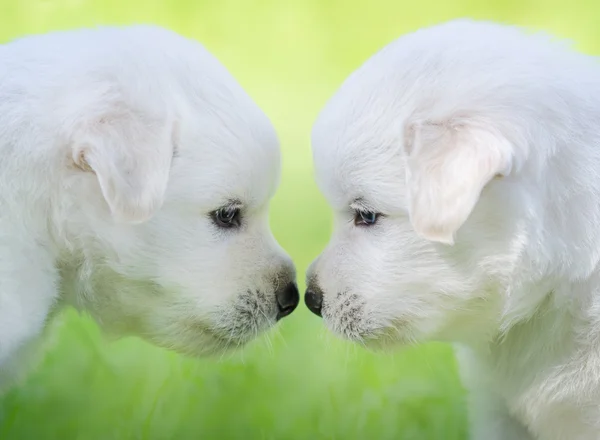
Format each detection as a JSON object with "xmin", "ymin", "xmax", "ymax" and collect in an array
[
  {"xmin": 212, "ymin": 206, "xmax": 241, "ymax": 229},
  {"xmin": 354, "ymin": 210, "xmax": 379, "ymax": 226}
]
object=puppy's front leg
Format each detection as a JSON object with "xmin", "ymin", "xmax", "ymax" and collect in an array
[
  {"xmin": 455, "ymin": 345, "xmax": 534, "ymax": 440},
  {"xmin": 0, "ymin": 239, "xmax": 58, "ymax": 388}
]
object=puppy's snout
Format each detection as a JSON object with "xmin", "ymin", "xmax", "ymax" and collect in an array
[
  {"xmin": 304, "ymin": 282, "xmax": 323, "ymax": 317},
  {"xmin": 275, "ymin": 282, "xmax": 299, "ymax": 321}
]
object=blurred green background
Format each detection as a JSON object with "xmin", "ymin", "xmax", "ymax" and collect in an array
[{"xmin": 1, "ymin": 1, "xmax": 599, "ymax": 439}]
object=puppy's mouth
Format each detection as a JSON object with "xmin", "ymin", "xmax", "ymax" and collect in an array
[
  {"xmin": 321, "ymin": 291, "xmax": 372, "ymax": 342},
  {"xmin": 144, "ymin": 289, "xmax": 278, "ymax": 357},
  {"xmin": 322, "ymin": 292, "xmax": 413, "ymax": 350},
  {"xmin": 207, "ymin": 289, "xmax": 278, "ymax": 348}
]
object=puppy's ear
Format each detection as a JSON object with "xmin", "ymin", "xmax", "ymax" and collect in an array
[
  {"xmin": 403, "ymin": 119, "xmax": 513, "ymax": 245},
  {"xmin": 71, "ymin": 106, "xmax": 177, "ymax": 224}
]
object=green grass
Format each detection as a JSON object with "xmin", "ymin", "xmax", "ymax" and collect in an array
[{"xmin": 1, "ymin": 1, "xmax": 600, "ymax": 438}]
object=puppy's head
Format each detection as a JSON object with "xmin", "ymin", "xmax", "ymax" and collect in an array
[
  {"xmin": 307, "ymin": 117, "xmax": 514, "ymax": 348},
  {"xmin": 306, "ymin": 20, "xmax": 579, "ymax": 348},
  {"xmin": 56, "ymin": 26, "xmax": 298, "ymax": 356}
]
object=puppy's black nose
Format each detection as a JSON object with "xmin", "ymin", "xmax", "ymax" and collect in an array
[
  {"xmin": 304, "ymin": 288, "xmax": 323, "ymax": 317},
  {"xmin": 276, "ymin": 282, "xmax": 299, "ymax": 321}
]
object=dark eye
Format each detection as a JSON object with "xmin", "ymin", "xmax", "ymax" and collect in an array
[
  {"xmin": 212, "ymin": 206, "xmax": 241, "ymax": 229},
  {"xmin": 354, "ymin": 210, "xmax": 379, "ymax": 226}
]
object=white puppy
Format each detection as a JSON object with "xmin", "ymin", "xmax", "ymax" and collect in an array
[
  {"xmin": 307, "ymin": 19, "xmax": 600, "ymax": 440},
  {"xmin": 0, "ymin": 25, "xmax": 299, "ymax": 388}
]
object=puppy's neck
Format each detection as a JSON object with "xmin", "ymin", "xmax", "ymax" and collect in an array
[{"xmin": 468, "ymin": 274, "xmax": 600, "ymax": 391}]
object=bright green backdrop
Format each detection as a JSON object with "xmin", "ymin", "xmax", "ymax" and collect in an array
[{"xmin": 0, "ymin": 1, "xmax": 598, "ymax": 439}]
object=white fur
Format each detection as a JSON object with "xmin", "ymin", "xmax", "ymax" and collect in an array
[
  {"xmin": 309, "ymin": 19, "xmax": 600, "ymax": 440},
  {"xmin": 0, "ymin": 25, "xmax": 295, "ymax": 389}
]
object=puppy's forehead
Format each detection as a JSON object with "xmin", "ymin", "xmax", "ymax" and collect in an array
[
  {"xmin": 312, "ymin": 110, "xmax": 407, "ymax": 212},
  {"xmin": 171, "ymin": 111, "xmax": 281, "ymax": 208}
]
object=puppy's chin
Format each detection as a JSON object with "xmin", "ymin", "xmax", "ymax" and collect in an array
[
  {"xmin": 323, "ymin": 323, "xmax": 414, "ymax": 353},
  {"xmin": 159, "ymin": 332, "xmax": 256, "ymax": 358},
  {"xmin": 362, "ymin": 323, "xmax": 418, "ymax": 352},
  {"xmin": 142, "ymin": 322, "xmax": 271, "ymax": 358},
  {"xmin": 100, "ymin": 299, "xmax": 279, "ymax": 357}
]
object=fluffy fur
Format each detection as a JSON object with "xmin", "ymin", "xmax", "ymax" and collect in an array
[
  {"xmin": 308, "ymin": 19, "xmax": 600, "ymax": 439},
  {"xmin": 0, "ymin": 25, "xmax": 295, "ymax": 389}
]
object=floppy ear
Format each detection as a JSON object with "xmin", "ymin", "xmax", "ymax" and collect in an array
[
  {"xmin": 403, "ymin": 119, "xmax": 513, "ymax": 245},
  {"xmin": 71, "ymin": 106, "xmax": 177, "ymax": 224}
]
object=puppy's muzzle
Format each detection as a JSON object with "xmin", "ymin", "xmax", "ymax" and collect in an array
[{"xmin": 275, "ymin": 282, "xmax": 299, "ymax": 321}]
